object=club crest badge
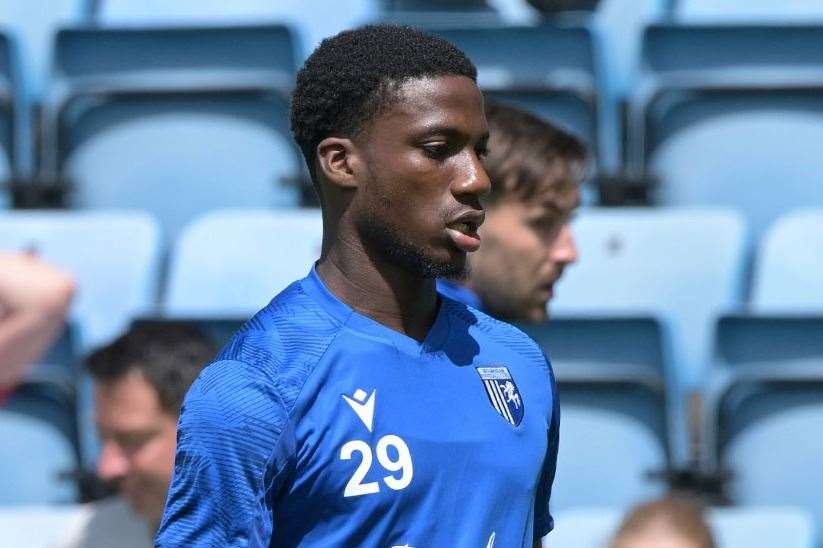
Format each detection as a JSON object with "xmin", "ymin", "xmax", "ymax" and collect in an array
[{"xmin": 476, "ymin": 366, "xmax": 524, "ymax": 426}]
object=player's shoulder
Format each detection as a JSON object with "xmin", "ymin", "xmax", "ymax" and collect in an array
[
  {"xmin": 218, "ymin": 279, "xmax": 342, "ymax": 368},
  {"xmin": 197, "ymin": 279, "xmax": 344, "ymax": 413},
  {"xmin": 442, "ymin": 296, "xmax": 549, "ymax": 373}
]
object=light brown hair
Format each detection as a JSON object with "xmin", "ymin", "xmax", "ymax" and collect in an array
[{"xmin": 611, "ymin": 497, "xmax": 716, "ymax": 548}]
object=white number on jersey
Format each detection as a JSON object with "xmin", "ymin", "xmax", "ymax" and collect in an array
[{"xmin": 340, "ymin": 435, "xmax": 414, "ymax": 497}]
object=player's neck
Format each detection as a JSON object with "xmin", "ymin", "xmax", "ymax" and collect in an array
[{"xmin": 316, "ymin": 245, "xmax": 439, "ymax": 343}]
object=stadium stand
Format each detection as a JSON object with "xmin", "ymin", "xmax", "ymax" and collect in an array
[
  {"xmin": 0, "ymin": 504, "xmax": 85, "ymax": 544},
  {"xmin": 0, "ymin": 210, "xmax": 161, "ymax": 351},
  {"xmin": 40, "ymin": 25, "xmax": 303, "ymax": 241},
  {"xmin": 629, "ymin": 24, "xmax": 823, "ymax": 239},
  {"xmin": 164, "ymin": 208, "xmax": 323, "ymax": 316},
  {"xmin": 551, "ymin": 506, "xmax": 815, "ymax": 548},
  {"xmin": 703, "ymin": 211, "xmax": 823, "ymax": 545},
  {"xmin": 521, "ymin": 317, "xmax": 671, "ymax": 510}
]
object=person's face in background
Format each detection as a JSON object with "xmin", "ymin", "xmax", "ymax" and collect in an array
[
  {"xmin": 95, "ymin": 368, "xmax": 177, "ymax": 529},
  {"xmin": 612, "ymin": 525, "xmax": 705, "ymax": 548},
  {"xmin": 467, "ymin": 185, "xmax": 578, "ymax": 322}
]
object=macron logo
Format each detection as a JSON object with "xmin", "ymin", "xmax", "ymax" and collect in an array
[{"xmin": 342, "ymin": 388, "xmax": 376, "ymax": 432}]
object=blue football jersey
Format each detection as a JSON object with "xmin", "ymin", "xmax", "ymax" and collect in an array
[{"xmin": 156, "ymin": 267, "xmax": 559, "ymax": 547}]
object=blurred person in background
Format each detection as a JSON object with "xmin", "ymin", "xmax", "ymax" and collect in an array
[
  {"xmin": 58, "ymin": 323, "xmax": 215, "ymax": 548},
  {"xmin": 611, "ymin": 497, "xmax": 716, "ymax": 548},
  {"xmin": 0, "ymin": 251, "xmax": 74, "ymax": 398},
  {"xmin": 438, "ymin": 101, "xmax": 586, "ymax": 322}
]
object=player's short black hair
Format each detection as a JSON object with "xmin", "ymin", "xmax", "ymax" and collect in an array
[
  {"xmin": 290, "ymin": 24, "xmax": 477, "ymax": 185},
  {"xmin": 86, "ymin": 322, "xmax": 216, "ymax": 416}
]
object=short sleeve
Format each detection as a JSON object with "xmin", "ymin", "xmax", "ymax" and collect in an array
[
  {"xmin": 533, "ymin": 355, "xmax": 560, "ymax": 540},
  {"xmin": 155, "ymin": 359, "xmax": 292, "ymax": 547}
]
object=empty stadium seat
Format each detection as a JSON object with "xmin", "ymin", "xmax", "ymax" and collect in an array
[
  {"xmin": 41, "ymin": 25, "xmax": 304, "ymax": 241},
  {"xmin": 550, "ymin": 207, "xmax": 746, "ymax": 463},
  {"xmin": 751, "ymin": 209, "xmax": 823, "ymax": 311},
  {"xmin": 432, "ymin": 25, "xmax": 603, "ymax": 168},
  {"xmin": 552, "ymin": 207, "xmax": 746, "ymax": 388},
  {"xmin": 164, "ymin": 208, "xmax": 323, "ymax": 316},
  {"xmin": 0, "ymin": 410, "xmax": 77, "ymax": 504},
  {"xmin": 629, "ymin": 24, "xmax": 823, "ymax": 240},
  {"xmin": 0, "ymin": 504, "xmax": 86, "ymax": 546},
  {"xmin": 551, "ymin": 506, "xmax": 815, "ymax": 548},
  {"xmin": 704, "ymin": 315, "xmax": 823, "ymax": 546},
  {"xmin": 520, "ymin": 318, "xmax": 671, "ymax": 510},
  {"xmin": 0, "ymin": 210, "xmax": 162, "ymax": 350},
  {"xmin": 94, "ymin": 0, "xmax": 380, "ymax": 58}
]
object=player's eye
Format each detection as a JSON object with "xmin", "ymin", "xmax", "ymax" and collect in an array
[
  {"xmin": 475, "ymin": 144, "xmax": 489, "ymax": 159},
  {"xmin": 421, "ymin": 142, "xmax": 450, "ymax": 160}
]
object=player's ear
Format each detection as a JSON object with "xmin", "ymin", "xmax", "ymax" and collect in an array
[{"xmin": 316, "ymin": 137, "xmax": 361, "ymax": 190}]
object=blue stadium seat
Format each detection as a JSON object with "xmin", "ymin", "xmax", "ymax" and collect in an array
[
  {"xmin": 675, "ymin": 0, "xmax": 823, "ymax": 22},
  {"xmin": 705, "ymin": 315, "xmax": 823, "ymax": 546},
  {"xmin": 629, "ymin": 24, "xmax": 823, "ymax": 240},
  {"xmin": 432, "ymin": 26, "xmax": 603, "ymax": 169},
  {"xmin": 93, "ymin": 0, "xmax": 380, "ymax": 59},
  {"xmin": 520, "ymin": 318, "xmax": 671, "ymax": 510},
  {"xmin": 551, "ymin": 506, "xmax": 815, "ymax": 548},
  {"xmin": 41, "ymin": 25, "xmax": 304, "ymax": 241},
  {"xmin": 0, "ymin": 410, "xmax": 77, "ymax": 504},
  {"xmin": 164, "ymin": 208, "xmax": 323, "ymax": 316},
  {"xmin": 751, "ymin": 209, "xmax": 823, "ymax": 312},
  {"xmin": 552, "ymin": 207, "xmax": 746, "ymax": 388},
  {"xmin": 551, "ymin": 207, "xmax": 746, "ymax": 463},
  {"xmin": 0, "ymin": 210, "xmax": 162, "ymax": 351}
]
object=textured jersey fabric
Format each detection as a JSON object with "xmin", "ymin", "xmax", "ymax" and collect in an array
[{"xmin": 156, "ymin": 267, "xmax": 558, "ymax": 547}]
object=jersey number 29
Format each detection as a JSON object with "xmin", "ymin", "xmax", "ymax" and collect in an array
[{"xmin": 340, "ymin": 435, "xmax": 413, "ymax": 497}]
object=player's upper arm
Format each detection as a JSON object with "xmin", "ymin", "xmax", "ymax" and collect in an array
[{"xmin": 155, "ymin": 359, "xmax": 293, "ymax": 547}]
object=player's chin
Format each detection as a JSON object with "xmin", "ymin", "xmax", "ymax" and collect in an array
[{"xmin": 428, "ymin": 248, "xmax": 469, "ymax": 280}]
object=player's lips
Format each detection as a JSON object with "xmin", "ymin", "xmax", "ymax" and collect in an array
[{"xmin": 446, "ymin": 210, "xmax": 484, "ymax": 252}]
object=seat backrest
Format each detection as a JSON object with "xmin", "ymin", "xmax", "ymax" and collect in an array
[
  {"xmin": 552, "ymin": 207, "xmax": 747, "ymax": 387},
  {"xmin": 715, "ymin": 381, "xmax": 823, "ymax": 546},
  {"xmin": 165, "ymin": 208, "xmax": 323, "ymax": 316},
  {"xmin": 54, "ymin": 25, "xmax": 298, "ymax": 82},
  {"xmin": 0, "ymin": 210, "xmax": 161, "ymax": 350},
  {"xmin": 94, "ymin": 0, "xmax": 379, "ymax": 58},
  {"xmin": 642, "ymin": 24, "xmax": 823, "ymax": 76},
  {"xmin": 751, "ymin": 209, "xmax": 823, "ymax": 312},
  {"xmin": 676, "ymin": 0, "xmax": 823, "ymax": 22},
  {"xmin": 0, "ymin": 410, "xmax": 77, "ymax": 504},
  {"xmin": 434, "ymin": 26, "xmax": 595, "ymax": 89},
  {"xmin": 551, "ymin": 382, "xmax": 669, "ymax": 511}
]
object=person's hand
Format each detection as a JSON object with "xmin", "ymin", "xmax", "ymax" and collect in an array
[{"xmin": 0, "ymin": 252, "xmax": 76, "ymax": 315}]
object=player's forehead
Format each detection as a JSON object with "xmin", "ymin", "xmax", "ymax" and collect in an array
[{"xmin": 374, "ymin": 74, "xmax": 488, "ymax": 139}]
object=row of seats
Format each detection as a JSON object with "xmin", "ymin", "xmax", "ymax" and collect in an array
[
  {"xmin": 0, "ymin": 6, "xmax": 821, "ymax": 240},
  {"xmin": 4, "ymin": 206, "xmax": 823, "ymax": 543}
]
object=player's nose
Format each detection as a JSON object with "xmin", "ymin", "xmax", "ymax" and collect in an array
[
  {"xmin": 452, "ymin": 148, "xmax": 491, "ymax": 201},
  {"xmin": 97, "ymin": 441, "xmax": 129, "ymax": 483},
  {"xmin": 550, "ymin": 224, "xmax": 578, "ymax": 266}
]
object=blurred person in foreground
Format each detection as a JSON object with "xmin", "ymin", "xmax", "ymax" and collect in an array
[
  {"xmin": 58, "ymin": 323, "xmax": 215, "ymax": 548},
  {"xmin": 0, "ymin": 251, "xmax": 74, "ymax": 399},
  {"xmin": 158, "ymin": 24, "xmax": 558, "ymax": 547},
  {"xmin": 437, "ymin": 101, "xmax": 585, "ymax": 322},
  {"xmin": 611, "ymin": 497, "xmax": 716, "ymax": 548}
]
